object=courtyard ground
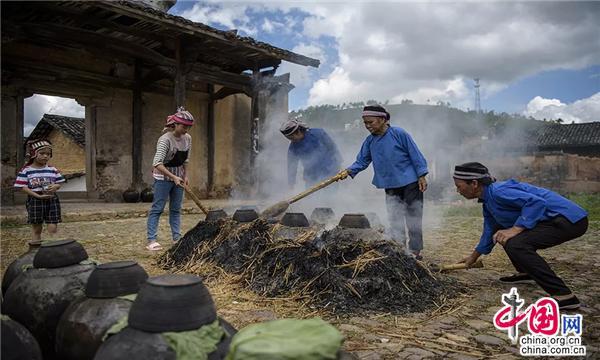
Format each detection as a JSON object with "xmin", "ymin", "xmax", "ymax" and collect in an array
[{"xmin": 1, "ymin": 199, "xmax": 598, "ymax": 359}]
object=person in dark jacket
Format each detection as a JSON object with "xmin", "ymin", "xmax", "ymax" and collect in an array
[
  {"xmin": 280, "ymin": 118, "xmax": 342, "ymax": 188},
  {"xmin": 454, "ymin": 162, "xmax": 588, "ymax": 310},
  {"xmin": 338, "ymin": 105, "xmax": 428, "ymax": 259}
]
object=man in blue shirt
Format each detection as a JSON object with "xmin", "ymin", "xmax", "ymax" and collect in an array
[
  {"xmin": 454, "ymin": 162, "xmax": 588, "ymax": 310},
  {"xmin": 280, "ymin": 118, "xmax": 342, "ymax": 188},
  {"xmin": 338, "ymin": 105, "xmax": 429, "ymax": 259}
]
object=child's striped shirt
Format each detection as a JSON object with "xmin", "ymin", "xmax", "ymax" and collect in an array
[{"xmin": 14, "ymin": 165, "xmax": 66, "ymax": 191}]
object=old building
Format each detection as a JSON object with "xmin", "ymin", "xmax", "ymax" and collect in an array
[
  {"xmin": 488, "ymin": 122, "xmax": 600, "ymax": 193},
  {"xmin": 1, "ymin": 0, "xmax": 319, "ymax": 204},
  {"xmin": 26, "ymin": 114, "xmax": 87, "ymax": 192}
]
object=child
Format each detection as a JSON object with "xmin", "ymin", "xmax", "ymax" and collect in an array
[
  {"xmin": 146, "ymin": 107, "xmax": 194, "ymax": 251},
  {"xmin": 14, "ymin": 139, "xmax": 65, "ymax": 241}
]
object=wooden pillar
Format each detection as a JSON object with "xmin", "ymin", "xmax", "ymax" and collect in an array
[
  {"xmin": 0, "ymin": 92, "xmax": 23, "ymax": 205},
  {"xmin": 85, "ymin": 105, "xmax": 97, "ymax": 196},
  {"xmin": 174, "ymin": 38, "xmax": 186, "ymax": 108},
  {"xmin": 132, "ymin": 59, "xmax": 143, "ymax": 188},
  {"xmin": 207, "ymin": 83, "xmax": 215, "ymax": 194},
  {"xmin": 16, "ymin": 95, "xmax": 25, "ymax": 168}
]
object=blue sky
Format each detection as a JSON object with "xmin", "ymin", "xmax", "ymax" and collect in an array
[
  {"xmin": 23, "ymin": 1, "xmax": 600, "ymax": 134},
  {"xmin": 171, "ymin": 1, "xmax": 600, "ymax": 121}
]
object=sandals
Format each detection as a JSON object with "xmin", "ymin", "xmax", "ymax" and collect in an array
[{"xmin": 146, "ymin": 242, "xmax": 163, "ymax": 251}]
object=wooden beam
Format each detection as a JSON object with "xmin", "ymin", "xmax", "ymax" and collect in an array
[
  {"xmin": 5, "ymin": 21, "xmax": 175, "ymax": 66},
  {"xmin": 96, "ymin": 2, "xmax": 320, "ymax": 68},
  {"xmin": 207, "ymin": 84, "xmax": 215, "ymax": 193},
  {"xmin": 85, "ymin": 105, "xmax": 97, "ymax": 194}
]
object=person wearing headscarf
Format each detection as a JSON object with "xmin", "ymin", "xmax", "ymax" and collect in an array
[
  {"xmin": 453, "ymin": 162, "xmax": 588, "ymax": 310},
  {"xmin": 14, "ymin": 139, "xmax": 66, "ymax": 241},
  {"xmin": 146, "ymin": 107, "xmax": 194, "ymax": 251},
  {"xmin": 280, "ymin": 116, "xmax": 342, "ymax": 188},
  {"xmin": 338, "ymin": 105, "xmax": 428, "ymax": 260}
]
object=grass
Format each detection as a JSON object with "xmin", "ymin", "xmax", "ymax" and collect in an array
[{"xmin": 566, "ymin": 193, "xmax": 600, "ymax": 221}]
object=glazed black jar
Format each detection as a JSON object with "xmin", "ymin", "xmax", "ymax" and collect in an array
[
  {"xmin": 1, "ymin": 316, "xmax": 43, "ymax": 360},
  {"xmin": 280, "ymin": 212, "xmax": 310, "ymax": 227},
  {"xmin": 205, "ymin": 209, "xmax": 228, "ymax": 222},
  {"xmin": 232, "ymin": 209, "xmax": 258, "ymax": 223},
  {"xmin": 55, "ymin": 261, "xmax": 149, "ymax": 360},
  {"xmin": 310, "ymin": 207, "xmax": 335, "ymax": 224},
  {"xmin": 2, "ymin": 240, "xmax": 95, "ymax": 359},
  {"xmin": 128, "ymin": 274, "xmax": 217, "ymax": 332},
  {"xmin": 2, "ymin": 240, "xmax": 42, "ymax": 294},
  {"xmin": 140, "ymin": 188, "xmax": 154, "ymax": 203},
  {"xmin": 94, "ymin": 318, "xmax": 237, "ymax": 360},
  {"xmin": 122, "ymin": 189, "xmax": 140, "ymax": 203},
  {"xmin": 95, "ymin": 274, "xmax": 236, "ymax": 360},
  {"xmin": 338, "ymin": 213, "xmax": 371, "ymax": 229}
]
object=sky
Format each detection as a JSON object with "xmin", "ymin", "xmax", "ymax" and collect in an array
[{"xmin": 24, "ymin": 0, "xmax": 600, "ymax": 135}]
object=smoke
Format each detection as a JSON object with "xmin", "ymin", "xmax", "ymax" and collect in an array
[{"xmin": 230, "ymin": 97, "xmax": 540, "ymax": 254}]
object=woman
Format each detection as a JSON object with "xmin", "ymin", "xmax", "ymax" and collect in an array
[{"xmin": 146, "ymin": 107, "xmax": 194, "ymax": 251}]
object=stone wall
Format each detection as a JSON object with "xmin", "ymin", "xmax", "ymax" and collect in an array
[
  {"xmin": 487, "ymin": 152, "xmax": 600, "ymax": 194},
  {"xmin": 46, "ymin": 130, "xmax": 85, "ymax": 175}
]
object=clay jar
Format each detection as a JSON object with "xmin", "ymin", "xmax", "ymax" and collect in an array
[
  {"xmin": 94, "ymin": 318, "xmax": 236, "ymax": 360},
  {"xmin": 2, "ymin": 239, "xmax": 95, "ymax": 359},
  {"xmin": 280, "ymin": 212, "xmax": 310, "ymax": 227},
  {"xmin": 338, "ymin": 214, "xmax": 371, "ymax": 229},
  {"xmin": 205, "ymin": 209, "xmax": 228, "ymax": 222},
  {"xmin": 2, "ymin": 240, "xmax": 42, "ymax": 294},
  {"xmin": 122, "ymin": 189, "xmax": 140, "ymax": 203},
  {"xmin": 232, "ymin": 209, "xmax": 258, "ymax": 223},
  {"xmin": 55, "ymin": 261, "xmax": 149, "ymax": 360},
  {"xmin": 140, "ymin": 188, "xmax": 154, "ymax": 203},
  {"xmin": 1, "ymin": 317, "xmax": 43, "ymax": 360},
  {"xmin": 95, "ymin": 274, "xmax": 236, "ymax": 360},
  {"xmin": 310, "ymin": 207, "xmax": 335, "ymax": 224}
]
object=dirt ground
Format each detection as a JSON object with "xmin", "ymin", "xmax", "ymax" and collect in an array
[{"xmin": 1, "ymin": 203, "xmax": 598, "ymax": 359}]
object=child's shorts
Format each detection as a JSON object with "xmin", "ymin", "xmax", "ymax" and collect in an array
[{"xmin": 26, "ymin": 195, "xmax": 62, "ymax": 224}]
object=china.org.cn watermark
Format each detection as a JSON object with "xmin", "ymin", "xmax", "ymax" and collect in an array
[{"xmin": 493, "ymin": 288, "xmax": 586, "ymax": 357}]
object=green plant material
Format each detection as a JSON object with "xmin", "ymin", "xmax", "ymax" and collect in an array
[
  {"xmin": 163, "ymin": 320, "xmax": 224, "ymax": 360},
  {"xmin": 226, "ymin": 318, "xmax": 343, "ymax": 360}
]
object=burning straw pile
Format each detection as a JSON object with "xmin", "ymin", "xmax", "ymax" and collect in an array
[{"xmin": 158, "ymin": 218, "xmax": 462, "ymax": 314}]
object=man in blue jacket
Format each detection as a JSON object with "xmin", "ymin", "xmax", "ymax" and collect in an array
[
  {"xmin": 339, "ymin": 105, "xmax": 429, "ymax": 259},
  {"xmin": 454, "ymin": 162, "xmax": 588, "ymax": 310},
  {"xmin": 280, "ymin": 118, "xmax": 342, "ymax": 188}
]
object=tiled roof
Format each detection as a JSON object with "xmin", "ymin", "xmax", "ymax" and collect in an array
[
  {"xmin": 28, "ymin": 114, "xmax": 85, "ymax": 147},
  {"xmin": 536, "ymin": 122, "xmax": 600, "ymax": 148},
  {"xmin": 103, "ymin": 1, "xmax": 320, "ymax": 68}
]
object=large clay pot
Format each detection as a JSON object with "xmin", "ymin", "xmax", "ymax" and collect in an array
[
  {"xmin": 232, "ymin": 209, "xmax": 258, "ymax": 223},
  {"xmin": 2, "ymin": 240, "xmax": 42, "ymax": 294},
  {"xmin": 205, "ymin": 209, "xmax": 228, "ymax": 222},
  {"xmin": 2, "ymin": 240, "xmax": 95, "ymax": 359},
  {"xmin": 128, "ymin": 274, "xmax": 217, "ymax": 332},
  {"xmin": 280, "ymin": 212, "xmax": 310, "ymax": 227},
  {"xmin": 310, "ymin": 207, "xmax": 335, "ymax": 224},
  {"xmin": 94, "ymin": 318, "xmax": 236, "ymax": 360},
  {"xmin": 1, "ymin": 316, "xmax": 43, "ymax": 360},
  {"xmin": 122, "ymin": 189, "xmax": 140, "ymax": 203},
  {"xmin": 140, "ymin": 188, "xmax": 154, "ymax": 203},
  {"xmin": 55, "ymin": 261, "xmax": 148, "ymax": 360},
  {"xmin": 338, "ymin": 213, "xmax": 371, "ymax": 229}
]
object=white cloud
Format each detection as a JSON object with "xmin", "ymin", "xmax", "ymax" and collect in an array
[
  {"xmin": 174, "ymin": 1, "xmax": 600, "ymax": 110},
  {"xmin": 277, "ymin": 42, "xmax": 326, "ymax": 88},
  {"xmin": 524, "ymin": 93, "xmax": 600, "ymax": 123},
  {"xmin": 179, "ymin": 3, "xmax": 256, "ymax": 35},
  {"xmin": 299, "ymin": 2, "xmax": 600, "ymax": 107},
  {"xmin": 24, "ymin": 95, "xmax": 84, "ymax": 136}
]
